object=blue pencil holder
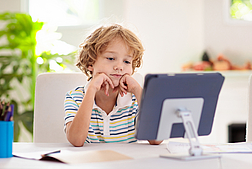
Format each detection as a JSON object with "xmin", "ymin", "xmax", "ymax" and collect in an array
[{"xmin": 0, "ymin": 121, "xmax": 13, "ymax": 158}]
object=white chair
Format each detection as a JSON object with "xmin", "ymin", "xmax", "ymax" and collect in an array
[
  {"xmin": 33, "ymin": 72, "xmax": 143, "ymax": 143},
  {"xmin": 247, "ymin": 75, "xmax": 252, "ymax": 142},
  {"xmin": 33, "ymin": 72, "xmax": 87, "ymax": 143}
]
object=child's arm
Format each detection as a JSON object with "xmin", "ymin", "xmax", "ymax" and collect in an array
[
  {"xmin": 148, "ymin": 140, "xmax": 163, "ymax": 145},
  {"xmin": 66, "ymin": 73, "xmax": 114, "ymax": 147}
]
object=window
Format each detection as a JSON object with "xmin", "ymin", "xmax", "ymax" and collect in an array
[
  {"xmin": 230, "ymin": 0, "xmax": 252, "ymax": 21},
  {"xmin": 28, "ymin": 0, "xmax": 100, "ymax": 26}
]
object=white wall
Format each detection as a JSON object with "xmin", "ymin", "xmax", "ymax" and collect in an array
[
  {"xmin": 0, "ymin": 0, "xmax": 21, "ymax": 12},
  {"xmin": 56, "ymin": 0, "xmax": 204, "ymax": 76},
  {"xmin": 204, "ymin": 0, "xmax": 252, "ymax": 65},
  {"xmin": 123, "ymin": 0, "xmax": 204, "ymax": 76}
]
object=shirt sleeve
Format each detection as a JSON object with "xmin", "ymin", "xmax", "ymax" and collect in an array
[
  {"xmin": 131, "ymin": 94, "xmax": 139, "ymax": 127},
  {"xmin": 63, "ymin": 89, "xmax": 83, "ymax": 132}
]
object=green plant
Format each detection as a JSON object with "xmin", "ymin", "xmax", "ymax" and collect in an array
[
  {"xmin": 0, "ymin": 12, "xmax": 75, "ymax": 141},
  {"xmin": 231, "ymin": 0, "xmax": 252, "ymax": 20}
]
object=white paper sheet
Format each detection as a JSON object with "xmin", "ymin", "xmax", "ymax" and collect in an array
[{"xmin": 167, "ymin": 141, "xmax": 252, "ymax": 154}]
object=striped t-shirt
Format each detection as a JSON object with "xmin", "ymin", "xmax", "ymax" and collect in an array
[{"xmin": 64, "ymin": 82, "xmax": 139, "ymax": 143}]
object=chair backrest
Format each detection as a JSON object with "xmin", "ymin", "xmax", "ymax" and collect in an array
[
  {"xmin": 33, "ymin": 72, "xmax": 143, "ymax": 143},
  {"xmin": 33, "ymin": 72, "xmax": 87, "ymax": 143},
  {"xmin": 247, "ymin": 75, "xmax": 252, "ymax": 142}
]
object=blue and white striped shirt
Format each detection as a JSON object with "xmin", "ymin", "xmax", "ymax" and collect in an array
[{"xmin": 64, "ymin": 82, "xmax": 139, "ymax": 143}]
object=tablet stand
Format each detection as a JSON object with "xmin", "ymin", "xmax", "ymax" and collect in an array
[
  {"xmin": 177, "ymin": 108, "xmax": 203, "ymax": 156},
  {"xmin": 160, "ymin": 108, "xmax": 221, "ymax": 160}
]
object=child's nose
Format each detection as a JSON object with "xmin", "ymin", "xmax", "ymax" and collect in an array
[{"xmin": 114, "ymin": 62, "xmax": 123, "ymax": 71}]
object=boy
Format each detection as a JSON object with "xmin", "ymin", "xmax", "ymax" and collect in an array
[{"xmin": 64, "ymin": 24, "xmax": 162, "ymax": 146}]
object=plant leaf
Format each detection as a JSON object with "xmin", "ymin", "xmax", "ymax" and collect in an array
[
  {"xmin": 20, "ymin": 110, "xmax": 34, "ymax": 134},
  {"xmin": 11, "ymin": 100, "xmax": 20, "ymax": 142}
]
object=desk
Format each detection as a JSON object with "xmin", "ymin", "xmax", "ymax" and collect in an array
[{"xmin": 0, "ymin": 142, "xmax": 252, "ymax": 169}]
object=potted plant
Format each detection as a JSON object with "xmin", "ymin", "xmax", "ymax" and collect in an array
[{"xmin": 0, "ymin": 12, "xmax": 76, "ymax": 141}]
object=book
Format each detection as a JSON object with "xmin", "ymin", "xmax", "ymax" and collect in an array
[{"xmin": 13, "ymin": 149, "xmax": 133, "ymax": 164}]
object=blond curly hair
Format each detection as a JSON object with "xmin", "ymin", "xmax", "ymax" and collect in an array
[{"xmin": 76, "ymin": 24, "xmax": 144, "ymax": 80}]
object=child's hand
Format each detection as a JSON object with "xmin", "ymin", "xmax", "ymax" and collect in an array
[
  {"xmin": 89, "ymin": 73, "xmax": 114, "ymax": 96},
  {"xmin": 117, "ymin": 74, "xmax": 141, "ymax": 97}
]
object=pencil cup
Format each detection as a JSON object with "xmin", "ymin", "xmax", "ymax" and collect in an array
[{"xmin": 0, "ymin": 121, "xmax": 14, "ymax": 158}]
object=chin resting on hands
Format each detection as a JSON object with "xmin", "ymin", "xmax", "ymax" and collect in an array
[{"xmin": 117, "ymin": 74, "xmax": 141, "ymax": 96}]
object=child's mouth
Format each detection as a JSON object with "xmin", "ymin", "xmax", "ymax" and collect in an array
[{"xmin": 110, "ymin": 74, "xmax": 122, "ymax": 78}]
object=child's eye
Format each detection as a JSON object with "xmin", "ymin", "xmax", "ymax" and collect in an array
[
  {"xmin": 124, "ymin": 60, "xmax": 131, "ymax": 64},
  {"xmin": 107, "ymin": 57, "xmax": 114, "ymax": 61}
]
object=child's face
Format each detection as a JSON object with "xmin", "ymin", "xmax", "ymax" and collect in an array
[{"xmin": 88, "ymin": 37, "xmax": 133, "ymax": 87}]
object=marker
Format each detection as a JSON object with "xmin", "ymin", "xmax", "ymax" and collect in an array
[{"xmin": 4, "ymin": 104, "xmax": 14, "ymax": 121}]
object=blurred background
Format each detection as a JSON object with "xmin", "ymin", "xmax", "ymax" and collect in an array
[{"xmin": 0, "ymin": 0, "xmax": 252, "ymax": 143}]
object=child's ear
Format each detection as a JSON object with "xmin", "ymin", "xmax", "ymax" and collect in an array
[{"xmin": 88, "ymin": 65, "xmax": 93, "ymax": 71}]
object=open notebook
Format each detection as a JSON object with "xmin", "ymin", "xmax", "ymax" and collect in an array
[{"xmin": 14, "ymin": 149, "xmax": 132, "ymax": 164}]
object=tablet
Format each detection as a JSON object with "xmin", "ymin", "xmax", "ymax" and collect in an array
[{"xmin": 135, "ymin": 73, "xmax": 224, "ymax": 140}]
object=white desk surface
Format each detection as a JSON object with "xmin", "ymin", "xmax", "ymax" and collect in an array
[{"xmin": 1, "ymin": 142, "xmax": 252, "ymax": 169}]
